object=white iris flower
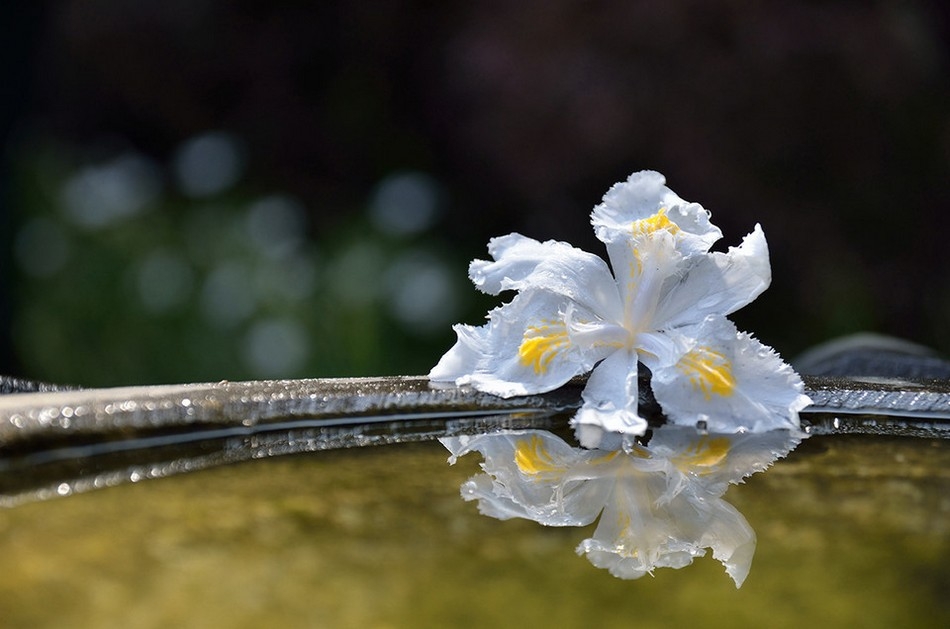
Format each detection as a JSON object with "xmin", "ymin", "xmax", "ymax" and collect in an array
[
  {"xmin": 430, "ymin": 171, "xmax": 810, "ymax": 447},
  {"xmin": 441, "ymin": 427, "xmax": 803, "ymax": 587}
]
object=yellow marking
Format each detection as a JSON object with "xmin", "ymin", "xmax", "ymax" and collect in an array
[
  {"xmin": 673, "ymin": 436, "xmax": 731, "ymax": 474},
  {"xmin": 590, "ymin": 450, "xmax": 621, "ymax": 465},
  {"xmin": 514, "ymin": 435, "xmax": 562, "ymax": 475},
  {"xmin": 631, "ymin": 207, "xmax": 680, "ymax": 239},
  {"xmin": 677, "ymin": 346, "xmax": 736, "ymax": 400},
  {"xmin": 628, "ymin": 243, "xmax": 644, "ymax": 278},
  {"xmin": 518, "ymin": 321, "xmax": 569, "ymax": 375}
]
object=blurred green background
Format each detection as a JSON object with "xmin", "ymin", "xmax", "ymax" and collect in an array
[{"xmin": 2, "ymin": 1, "xmax": 949, "ymax": 387}]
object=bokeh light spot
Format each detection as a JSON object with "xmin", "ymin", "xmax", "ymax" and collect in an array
[
  {"xmin": 242, "ymin": 317, "xmax": 309, "ymax": 377},
  {"xmin": 200, "ymin": 261, "xmax": 257, "ymax": 328},
  {"xmin": 328, "ymin": 243, "xmax": 384, "ymax": 307},
  {"xmin": 136, "ymin": 250, "xmax": 194, "ymax": 315},
  {"xmin": 172, "ymin": 131, "xmax": 245, "ymax": 198},
  {"xmin": 383, "ymin": 250, "xmax": 460, "ymax": 333},
  {"xmin": 368, "ymin": 171, "xmax": 441, "ymax": 237},
  {"xmin": 244, "ymin": 195, "xmax": 307, "ymax": 259},
  {"xmin": 60, "ymin": 153, "xmax": 162, "ymax": 229},
  {"xmin": 254, "ymin": 253, "xmax": 318, "ymax": 304}
]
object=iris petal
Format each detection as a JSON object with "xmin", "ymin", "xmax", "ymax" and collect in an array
[
  {"xmin": 601, "ymin": 228, "xmax": 684, "ymax": 335},
  {"xmin": 469, "ymin": 233, "xmax": 623, "ymax": 322},
  {"xmin": 573, "ymin": 351, "xmax": 647, "ymax": 448},
  {"xmin": 430, "ymin": 289, "xmax": 616, "ymax": 397},
  {"xmin": 591, "ymin": 170, "xmax": 722, "ymax": 255},
  {"xmin": 651, "ymin": 316, "xmax": 811, "ymax": 433},
  {"xmin": 653, "ymin": 224, "xmax": 772, "ymax": 329}
]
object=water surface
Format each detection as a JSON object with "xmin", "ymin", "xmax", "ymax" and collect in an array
[{"xmin": 0, "ymin": 435, "xmax": 947, "ymax": 628}]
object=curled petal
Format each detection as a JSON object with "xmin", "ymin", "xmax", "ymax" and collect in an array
[
  {"xmin": 428, "ymin": 323, "xmax": 491, "ymax": 384},
  {"xmin": 591, "ymin": 171, "xmax": 722, "ymax": 256},
  {"xmin": 653, "ymin": 224, "xmax": 772, "ymax": 329},
  {"xmin": 469, "ymin": 233, "xmax": 623, "ymax": 322},
  {"xmin": 651, "ymin": 316, "xmax": 812, "ymax": 433},
  {"xmin": 429, "ymin": 290, "xmax": 616, "ymax": 397},
  {"xmin": 573, "ymin": 350, "xmax": 647, "ymax": 449},
  {"xmin": 703, "ymin": 501, "xmax": 758, "ymax": 588}
]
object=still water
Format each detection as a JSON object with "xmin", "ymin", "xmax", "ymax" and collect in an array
[{"xmin": 0, "ymin": 434, "xmax": 947, "ymax": 628}]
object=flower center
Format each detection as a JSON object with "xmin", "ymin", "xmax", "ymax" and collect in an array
[
  {"xmin": 677, "ymin": 346, "xmax": 736, "ymax": 400},
  {"xmin": 630, "ymin": 207, "xmax": 679, "ymax": 240},
  {"xmin": 618, "ymin": 208, "xmax": 685, "ymax": 337}
]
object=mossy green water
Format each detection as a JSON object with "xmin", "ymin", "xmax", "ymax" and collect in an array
[{"xmin": 0, "ymin": 435, "xmax": 948, "ymax": 628}]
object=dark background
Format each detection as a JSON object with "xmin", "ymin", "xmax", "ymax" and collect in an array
[{"xmin": 2, "ymin": 1, "xmax": 948, "ymax": 386}]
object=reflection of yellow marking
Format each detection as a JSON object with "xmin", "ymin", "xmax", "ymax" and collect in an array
[
  {"xmin": 514, "ymin": 435, "xmax": 562, "ymax": 475},
  {"xmin": 674, "ymin": 436, "xmax": 731, "ymax": 474},
  {"xmin": 627, "ymin": 444, "xmax": 651, "ymax": 459},
  {"xmin": 516, "ymin": 436, "xmax": 627, "ymax": 479},
  {"xmin": 677, "ymin": 346, "xmax": 736, "ymax": 400},
  {"xmin": 590, "ymin": 450, "xmax": 621, "ymax": 465},
  {"xmin": 615, "ymin": 512, "xmax": 644, "ymax": 560},
  {"xmin": 631, "ymin": 207, "xmax": 680, "ymax": 239},
  {"xmin": 518, "ymin": 320, "xmax": 569, "ymax": 375},
  {"xmin": 617, "ymin": 512, "xmax": 634, "ymax": 556}
]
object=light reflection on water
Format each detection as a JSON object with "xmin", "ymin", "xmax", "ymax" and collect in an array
[{"xmin": 0, "ymin": 435, "xmax": 947, "ymax": 628}]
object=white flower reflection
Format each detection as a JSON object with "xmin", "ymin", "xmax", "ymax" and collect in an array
[
  {"xmin": 430, "ymin": 171, "xmax": 810, "ymax": 448},
  {"xmin": 441, "ymin": 427, "xmax": 803, "ymax": 587}
]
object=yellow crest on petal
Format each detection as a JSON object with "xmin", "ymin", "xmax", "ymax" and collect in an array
[
  {"xmin": 630, "ymin": 207, "xmax": 680, "ymax": 239},
  {"xmin": 677, "ymin": 346, "xmax": 736, "ymax": 400},
  {"xmin": 627, "ymin": 207, "xmax": 680, "ymax": 280},
  {"xmin": 518, "ymin": 320, "xmax": 570, "ymax": 375}
]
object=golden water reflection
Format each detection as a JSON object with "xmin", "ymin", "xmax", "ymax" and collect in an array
[
  {"xmin": 0, "ymin": 436, "xmax": 947, "ymax": 628},
  {"xmin": 441, "ymin": 427, "xmax": 803, "ymax": 586}
]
